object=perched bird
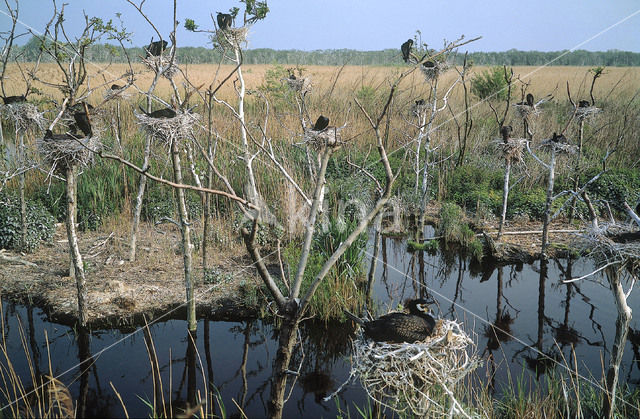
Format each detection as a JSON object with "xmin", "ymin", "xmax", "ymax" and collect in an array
[
  {"xmin": 344, "ymin": 298, "xmax": 436, "ymax": 343},
  {"xmin": 73, "ymin": 112, "xmax": 92, "ymax": 137},
  {"xmin": 287, "ymin": 69, "xmax": 296, "ymax": 80},
  {"xmin": 44, "ymin": 129, "xmax": 72, "ymax": 141},
  {"xmin": 217, "ymin": 12, "xmax": 233, "ymax": 30},
  {"xmin": 68, "ymin": 102, "xmax": 94, "ymax": 114},
  {"xmin": 578, "ymin": 100, "xmax": 591, "ymax": 108},
  {"xmin": 145, "ymin": 39, "xmax": 168, "ymax": 57},
  {"xmin": 415, "ymin": 99, "xmax": 425, "ymax": 107},
  {"xmin": 422, "ymin": 60, "xmax": 435, "ymax": 68},
  {"xmin": 312, "ymin": 115, "xmax": 329, "ymax": 131},
  {"xmin": 1, "ymin": 95, "xmax": 27, "ymax": 104},
  {"xmin": 500, "ymin": 125, "xmax": 513, "ymax": 143},
  {"xmin": 517, "ymin": 93, "xmax": 534, "ymax": 107},
  {"xmin": 139, "ymin": 106, "xmax": 176, "ymax": 119},
  {"xmin": 550, "ymin": 132, "xmax": 566, "ymax": 143},
  {"xmin": 110, "ymin": 84, "xmax": 124, "ymax": 90},
  {"xmin": 401, "ymin": 39, "xmax": 413, "ymax": 63}
]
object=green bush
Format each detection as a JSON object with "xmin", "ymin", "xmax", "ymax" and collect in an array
[
  {"xmin": 471, "ymin": 66, "xmax": 510, "ymax": 101},
  {"xmin": 508, "ymin": 187, "xmax": 547, "ymax": 219},
  {"xmin": 0, "ymin": 193, "xmax": 55, "ymax": 252},
  {"xmin": 446, "ymin": 164, "xmax": 502, "ymax": 214}
]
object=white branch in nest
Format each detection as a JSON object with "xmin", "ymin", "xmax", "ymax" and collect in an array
[
  {"xmin": 135, "ymin": 111, "xmax": 201, "ymax": 147},
  {"xmin": 1, "ymin": 103, "xmax": 47, "ymax": 131}
]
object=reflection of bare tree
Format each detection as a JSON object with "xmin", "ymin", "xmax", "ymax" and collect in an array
[
  {"xmin": 76, "ymin": 329, "xmax": 93, "ymax": 418},
  {"xmin": 626, "ymin": 327, "xmax": 640, "ymax": 384}
]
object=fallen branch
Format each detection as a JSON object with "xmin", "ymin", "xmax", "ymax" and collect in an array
[{"xmin": 0, "ymin": 250, "xmax": 38, "ymax": 267}]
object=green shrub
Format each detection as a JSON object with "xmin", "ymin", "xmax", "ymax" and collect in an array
[
  {"xmin": 446, "ymin": 164, "xmax": 502, "ymax": 215},
  {"xmin": 471, "ymin": 66, "xmax": 510, "ymax": 101},
  {"xmin": 508, "ymin": 187, "xmax": 547, "ymax": 219},
  {"xmin": 0, "ymin": 193, "xmax": 55, "ymax": 252}
]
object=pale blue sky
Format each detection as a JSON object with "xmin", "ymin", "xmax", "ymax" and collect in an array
[{"xmin": 2, "ymin": 1, "xmax": 639, "ymax": 52}]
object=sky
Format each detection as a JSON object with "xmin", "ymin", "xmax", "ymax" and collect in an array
[{"xmin": 1, "ymin": 0, "xmax": 639, "ymax": 53}]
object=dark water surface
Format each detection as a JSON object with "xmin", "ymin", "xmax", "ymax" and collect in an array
[{"xmin": 2, "ymin": 232, "xmax": 639, "ymax": 417}]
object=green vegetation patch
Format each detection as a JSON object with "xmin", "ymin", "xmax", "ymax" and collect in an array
[{"xmin": 0, "ymin": 192, "xmax": 55, "ymax": 252}]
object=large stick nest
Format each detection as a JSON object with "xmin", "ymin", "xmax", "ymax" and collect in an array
[
  {"xmin": 285, "ymin": 77, "xmax": 312, "ymax": 94},
  {"xmin": 577, "ymin": 224, "xmax": 640, "ymax": 273},
  {"xmin": 141, "ymin": 55, "xmax": 179, "ymax": 79},
  {"xmin": 37, "ymin": 133, "xmax": 101, "ymax": 171},
  {"xmin": 420, "ymin": 60, "xmax": 451, "ymax": 81},
  {"xmin": 539, "ymin": 138, "xmax": 578, "ymax": 154},
  {"xmin": 494, "ymin": 138, "xmax": 526, "ymax": 164},
  {"xmin": 213, "ymin": 26, "xmax": 250, "ymax": 50},
  {"xmin": 135, "ymin": 111, "xmax": 201, "ymax": 147},
  {"xmin": 576, "ymin": 105, "xmax": 601, "ymax": 120},
  {"xmin": 349, "ymin": 319, "xmax": 480, "ymax": 417},
  {"xmin": 0, "ymin": 103, "xmax": 46, "ymax": 131},
  {"xmin": 302, "ymin": 126, "xmax": 343, "ymax": 150}
]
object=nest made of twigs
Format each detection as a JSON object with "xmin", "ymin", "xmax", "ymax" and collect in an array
[
  {"xmin": 135, "ymin": 111, "xmax": 201, "ymax": 146},
  {"xmin": 37, "ymin": 133, "xmax": 101, "ymax": 172},
  {"xmin": 286, "ymin": 77, "xmax": 312, "ymax": 94},
  {"xmin": 514, "ymin": 104, "xmax": 541, "ymax": 119},
  {"xmin": 302, "ymin": 126, "xmax": 343, "ymax": 151},
  {"xmin": 576, "ymin": 105, "xmax": 601, "ymax": 120},
  {"xmin": 539, "ymin": 138, "xmax": 578, "ymax": 154},
  {"xmin": 420, "ymin": 60, "xmax": 451, "ymax": 81},
  {"xmin": 141, "ymin": 54, "xmax": 179, "ymax": 79},
  {"xmin": 1, "ymin": 103, "xmax": 46, "ymax": 131},
  {"xmin": 349, "ymin": 319, "xmax": 480, "ymax": 418},
  {"xmin": 495, "ymin": 138, "xmax": 526, "ymax": 164},
  {"xmin": 213, "ymin": 26, "xmax": 250, "ymax": 50},
  {"xmin": 578, "ymin": 224, "xmax": 640, "ymax": 272},
  {"xmin": 103, "ymin": 87, "xmax": 132, "ymax": 102}
]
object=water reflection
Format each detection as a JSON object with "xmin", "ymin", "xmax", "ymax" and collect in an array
[{"xmin": 1, "ymin": 235, "xmax": 639, "ymax": 417}]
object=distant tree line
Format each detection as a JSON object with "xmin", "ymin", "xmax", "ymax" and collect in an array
[{"xmin": 13, "ymin": 36, "xmax": 640, "ymax": 66}]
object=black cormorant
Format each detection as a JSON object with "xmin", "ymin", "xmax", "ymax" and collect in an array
[
  {"xmin": 345, "ymin": 299, "xmax": 436, "ymax": 343},
  {"xmin": 578, "ymin": 100, "xmax": 591, "ymax": 108},
  {"xmin": 73, "ymin": 111, "xmax": 92, "ymax": 137},
  {"xmin": 139, "ymin": 106, "xmax": 177, "ymax": 119},
  {"xmin": 217, "ymin": 12, "xmax": 233, "ymax": 30},
  {"xmin": 111, "ymin": 84, "xmax": 124, "ymax": 90},
  {"xmin": 145, "ymin": 39, "xmax": 168, "ymax": 57},
  {"xmin": 401, "ymin": 39, "xmax": 413, "ymax": 63},
  {"xmin": 312, "ymin": 115, "xmax": 329, "ymax": 131},
  {"xmin": 517, "ymin": 93, "xmax": 534, "ymax": 106},
  {"xmin": 1, "ymin": 95, "xmax": 26, "ymax": 104},
  {"xmin": 550, "ymin": 132, "xmax": 566, "ymax": 143},
  {"xmin": 500, "ymin": 125, "xmax": 512, "ymax": 143}
]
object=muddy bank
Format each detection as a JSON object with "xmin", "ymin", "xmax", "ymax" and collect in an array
[{"xmin": 0, "ymin": 223, "xmax": 265, "ymax": 330}]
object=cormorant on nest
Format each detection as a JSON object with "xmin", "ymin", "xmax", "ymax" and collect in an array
[
  {"xmin": 500, "ymin": 125, "xmax": 512, "ymax": 143},
  {"xmin": 139, "ymin": 106, "xmax": 177, "ymax": 119},
  {"xmin": 517, "ymin": 93, "xmax": 534, "ymax": 107},
  {"xmin": 217, "ymin": 12, "xmax": 233, "ymax": 30},
  {"xmin": 578, "ymin": 100, "xmax": 591, "ymax": 108},
  {"xmin": 145, "ymin": 39, "xmax": 168, "ymax": 57},
  {"xmin": 550, "ymin": 132, "xmax": 566, "ymax": 143},
  {"xmin": 1, "ymin": 95, "xmax": 27, "ymax": 104},
  {"xmin": 345, "ymin": 299, "xmax": 436, "ymax": 343},
  {"xmin": 312, "ymin": 115, "xmax": 329, "ymax": 131}
]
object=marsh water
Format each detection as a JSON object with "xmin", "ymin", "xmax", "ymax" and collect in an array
[{"xmin": 2, "ymin": 231, "xmax": 640, "ymax": 417}]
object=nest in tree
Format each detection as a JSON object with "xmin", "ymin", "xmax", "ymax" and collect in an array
[
  {"xmin": 348, "ymin": 319, "xmax": 480, "ymax": 417},
  {"xmin": 302, "ymin": 126, "xmax": 343, "ymax": 150},
  {"xmin": 37, "ymin": 133, "xmax": 101, "ymax": 172},
  {"xmin": 285, "ymin": 77, "xmax": 312, "ymax": 94},
  {"xmin": 576, "ymin": 105, "xmax": 601, "ymax": 120},
  {"xmin": 539, "ymin": 137, "xmax": 578, "ymax": 154},
  {"xmin": 494, "ymin": 138, "xmax": 526, "ymax": 164},
  {"xmin": 420, "ymin": 60, "xmax": 451, "ymax": 81},
  {"xmin": 135, "ymin": 111, "xmax": 201, "ymax": 147},
  {"xmin": 141, "ymin": 55, "xmax": 179, "ymax": 79},
  {"xmin": 514, "ymin": 104, "xmax": 541, "ymax": 119},
  {"xmin": 578, "ymin": 224, "xmax": 640, "ymax": 272},
  {"xmin": 0, "ymin": 103, "xmax": 46, "ymax": 131},
  {"xmin": 213, "ymin": 26, "xmax": 250, "ymax": 50}
]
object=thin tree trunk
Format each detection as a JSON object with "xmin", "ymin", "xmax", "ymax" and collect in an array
[
  {"xmin": 235, "ymin": 47, "xmax": 257, "ymax": 203},
  {"xmin": 366, "ymin": 212, "xmax": 384, "ymax": 302},
  {"xmin": 65, "ymin": 164, "xmax": 87, "ymax": 328},
  {"xmin": 268, "ymin": 310, "xmax": 299, "ymax": 419},
  {"xmin": 497, "ymin": 160, "xmax": 511, "ymax": 240},
  {"xmin": 171, "ymin": 138, "xmax": 196, "ymax": 331},
  {"xmin": 541, "ymin": 147, "xmax": 556, "ymax": 258},
  {"xmin": 603, "ymin": 267, "xmax": 632, "ymax": 419},
  {"xmin": 18, "ymin": 132, "xmax": 27, "ymax": 251}
]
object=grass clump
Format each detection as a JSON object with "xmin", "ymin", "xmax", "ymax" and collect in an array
[{"xmin": 438, "ymin": 202, "xmax": 484, "ymax": 262}]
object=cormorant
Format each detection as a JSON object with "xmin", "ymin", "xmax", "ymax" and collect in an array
[
  {"xmin": 401, "ymin": 39, "xmax": 413, "ymax": 63},
  {"xmin": 139, "ymin": 106, "xmax": 177, "ymax": 119},
  {"xmin": 111, "ymin": 84, "xmax": 124, "ymax": 90},
  {"xmin": 550, "ymin": 132, "xmax": 566, "ymax": 143},
  {"xmin": 73, "ymin": 111, "xmax": 92, "ymax": 137},
  {"xmin": 312, "ymin": 115, "xmax": 329, "ymax": 131},
  {"xmin": 500, "ymin": 125, "xmax": 512, "ymax": 143},
  {"xmin": 1, "ymin": 95, "xmax": 26, "ymax": 104},
  {"xmin": 578, "ymin": 100, "xmax": 591, "ymax": 108},
  {"xmin": 517, "ymin": 93, "xmax": 534, "ymax": 106},
  {"xmin": 344, "ymin": 298, "xmax": 436, "ymax": 343},
  {"xmin": 217, "ymin": 12, "xmax": 233, "ymax": 30},
  {"xmin": 145, "ymin": 39, "xmax": 168, "ymax": 57},
  {"xmin": 422, "ymin": 60, "xmax": 435, "ymax": 68}
]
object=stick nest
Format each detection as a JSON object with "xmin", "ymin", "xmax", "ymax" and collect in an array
[
  {"xmin": 135, "ymin": 111, "xmax": 201, "ymax": 147},
  {"xmin": 286, "ymin": 77, "xmax": 312, "ymax": 94},
  {"xmin": 37, "ymin": 134, "xmax": 101, "ymax": 171},
  {"xmin": 349, "ymin": 319, "xmax": 480, "ymax": 417},
  {"xmin": 514, "ymin": 104, "xmax": 541, "ymax": 119},
  {"xmin": 0, "ymin": 103, "xmax": 46, "ymax": 131},
  {"xmin": 576, "ymin": 105, "xmax": 601, "ymax": 120},
  {"xmin": 420, "ymin": 60, "xmax": 451, "ymax": 81},
  {"xmin": 577, "ymin": 224, "xmax": 640, "ymax": 272},
  {"xmin": 539, "ymin": 138, "xmax": 578, "ymax": 154},
  {"xmin": 214, "ymin": 26, "xmax": 250, "ymax": 50},
  {"xmin": 494, "ymin": 138, "xmax": 526, "ymax": 164},
  {"xmin": 302, "ymin": 126, "xmax": 343, "ymax": 150},
  {"xmin": 141, "ymin": 55, "xmax": 179, "ymax": 79}
]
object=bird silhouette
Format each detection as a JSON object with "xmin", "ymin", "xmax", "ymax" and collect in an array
[
  {"xmin": 401, "ymin": 39, "xmax": 413, "ymax": 63},
  {"xmin": 217, "ymin": 12, "xmax": 233, "ymax": 30},
  {"xmin": 145, "ymin": 39, "xmax": 168, "ymax": 57},
  {"xmin": 344, "ymin": 299, "xmax": 436, "ymax": 343},
  {"xmin": 1, "ymin": 95, "xmax": 26, "ymax": 104},
  {"xmin": 578, "ymin": 100, "xmax": 591, "ymax": 108},
  {"xmin": 139, "ymin": 106, "xmax": 177, "ymax": 119},
  {"xmin": 312, "ymin": 115, "xmax": 329, "ymax": 131},
  {"xmin": 500, "ymin": 125, "xmax": 513, "ymax": 143}
]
